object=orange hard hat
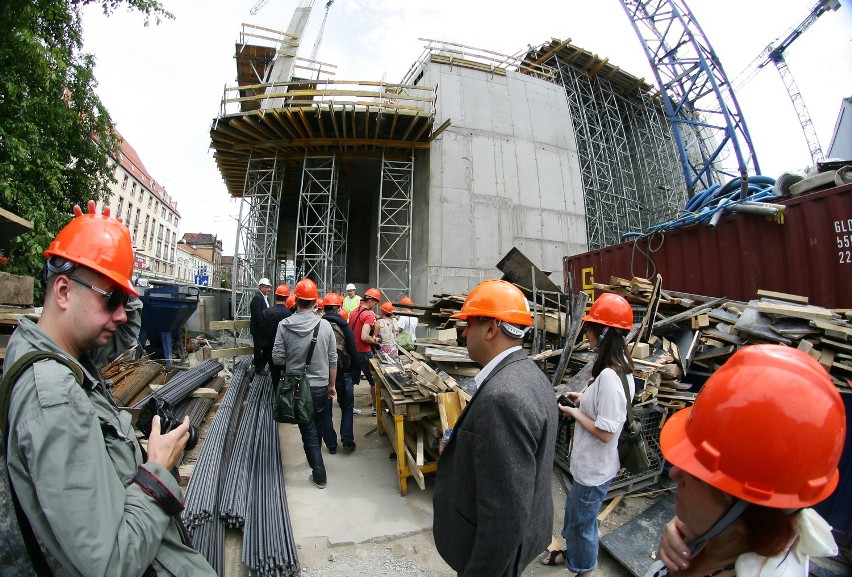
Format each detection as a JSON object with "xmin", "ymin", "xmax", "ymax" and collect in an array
[
  {"xmin": 275, "ymin": 284, "xmax": 290, "ymax": 297},
  {"xmin": 294, "ymin": 278, "xmax": 318, "ymax": 300},
  {"xmin": 316, "ymin": 297, "xmax": 324, "ymax": 308},
  {"xmin": 44, "ymin": 200, "xmax": 138, "ymax": 296},
  {"xmin": 340, "ymin": 307, "xmax": 349, "ymax": 320},
  {"xmin": 323, "ymin": 292, "xmax": 343, "ymax": 307},
  {"xmin": 380, "ymin": 301, "xmax": 395, "ymax": 315},
  {"xmin": 364, "ymin": 287, "xmax": 381, "ymax": 301},
  {"xmin": 661, "ymin": 345, "xmax": 846, "ymax": 509},
  {"xmin": 400, "ymin": 296, "xmax": 414, "ymax": 305},
  {"xmin": 286, "ymin": 294, "xmax": 296, "ymax": 308},
  {"xmin": 582, "ymin": 292, "xmax": 633, "ymax": 330},
  {"xmin": 451, "ymin": 280, "xmax": 531, "ymax": 327}
]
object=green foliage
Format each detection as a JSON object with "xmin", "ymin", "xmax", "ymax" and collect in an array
[{"xmin": 0, "ymin": 0, "xmax": 172, "ymax": 298}]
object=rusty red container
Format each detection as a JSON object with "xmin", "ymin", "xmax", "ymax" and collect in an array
[{"xmin": 564, "ymin": 183, "xmax": 852, "ymax": 309}]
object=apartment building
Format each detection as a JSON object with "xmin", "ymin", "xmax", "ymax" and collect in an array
[
  {"xmin": 176, "ymin": 242, "xmax": 215, "ymax": 286},
  {"xmin": 106, "ymin": 131, "xmax": 180, "ymax": 280},
  {"xmin": 178, "ymin": 233, "xmax": 223, "ymax": 288}
]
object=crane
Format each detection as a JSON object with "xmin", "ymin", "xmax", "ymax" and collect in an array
[
  {"xmin": 309, "ymin": 0, "xmax": 334, "ymax": 63},
  {"xmin": 250, "ymin": 0, "xmax": 271, "ymax": 15},
  {"xmin": 731, "ymin": 0, "xmax": 841, "ymax": 164}
]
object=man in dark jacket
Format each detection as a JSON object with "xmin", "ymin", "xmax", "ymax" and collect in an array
[
  {"xmin": 250, "ymin": 277, "xmax": 272, "ymax": 374},
  {"xmin": 321, "ymin": 292, "xmax": 359, "ymax": 452},
  {"xmin": 433, "ymin": 280, "xmax": 557, "ymax": 577},
  {"xmin": 262, "ymin": 284, "xmax": 292, "ymax": 389}
]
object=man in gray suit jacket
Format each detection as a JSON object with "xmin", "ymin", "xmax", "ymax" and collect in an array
[{"xmin": 433, "ymin": 280, "xmax": 558, "ymax": 577}]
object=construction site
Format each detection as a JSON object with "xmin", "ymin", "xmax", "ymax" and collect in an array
[{"xmin": 1, "ymin": 0, "xmax": 850, "ymax": 576}]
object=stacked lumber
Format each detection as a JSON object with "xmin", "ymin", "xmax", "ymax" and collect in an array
[{"xmin": 593, "ymin": 277, "xmax": 852, "ymax": 393}]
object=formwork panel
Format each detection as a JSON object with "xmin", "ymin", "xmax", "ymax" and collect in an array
[{"xmin": 564, "ymin": 184, "xmax": 852, "ymax": 309}]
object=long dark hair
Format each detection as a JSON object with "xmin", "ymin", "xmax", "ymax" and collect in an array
[{"xmin": 589, "ymin": 323, "xmax": 634, "ymax": 378}]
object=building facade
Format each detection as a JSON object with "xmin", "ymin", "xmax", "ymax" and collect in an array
[
  {"xmin": 176, "ymin": 243, "xmax": 215, "ymax": 286},
  {"xmin": 179, "ymin": 233, "xmax": 223, "ymax": 288}
]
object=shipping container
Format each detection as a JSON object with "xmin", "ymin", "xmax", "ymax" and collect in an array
[{"xmin": 564, "ymin": 183, "xmax": 852, "ymax": 308}]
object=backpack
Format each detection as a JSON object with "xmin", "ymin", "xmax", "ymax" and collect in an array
[{"xmin": 331, "ymin": 323, "xmax": 352, "ymax": 372}]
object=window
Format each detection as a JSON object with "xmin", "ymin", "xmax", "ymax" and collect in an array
[
  {"xmin": 116, "ymin": 197, "xmax": 124, "ymax": 216},
  {"xmin": 148, "ymin": 237, "xmax": 153, "ymax": 251},
  {"xmin": 135, "ymin": 208, "xmax": 141, "ymax": 229},
  {"xmin": 148, "ymin": 196, "xmax": 153, "ymax": 209},
  {"xmin": 121, "ymin": 174, "xmax": 129, "ymax": 190},
  {"xmin": 125, "ymin": 206, "xmax": 131, "ymax": 223},
  {"xmin": 131, "ymin": 182, "xmax": 137, "ymax": 197}
]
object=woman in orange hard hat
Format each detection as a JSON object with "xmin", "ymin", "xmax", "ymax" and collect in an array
[
  {"xmin": 647, "ymin": 344, "xmax": 845, "ymax": 577},
  {"xmin": 376, "ymin": 301, "xmax": 400, "ymax": 356},
  {"xmin": 543, "ymin": 292, "xmax": 636, "ymax": 574}
]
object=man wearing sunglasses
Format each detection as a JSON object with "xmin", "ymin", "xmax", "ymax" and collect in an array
[{"xmin": 3, "ymin": 201, "xmax": 215, "ymax": 576}]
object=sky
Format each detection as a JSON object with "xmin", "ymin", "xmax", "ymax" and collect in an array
[{"xmin": 81, "ymin": 0, "xmax": 852, "ymax": 256}]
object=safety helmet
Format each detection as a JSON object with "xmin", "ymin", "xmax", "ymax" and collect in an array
[
  {"xmin": 364, "ymin": 287, "xmax": 381, "ymax": 301},
  {"xmin": 450, "ymin": 280, "xmax": 531, "ymax": 327},
  {"xmin": 340, "ymin": 308, "xmax": 349, "ymax": 320},
  {"xmin": 294, "ymin": 278, "xmax": 318, "ymax": 300},
  {"xmin": 582, "ymin": 292, "xmax": 633, "ymax": 330},
  {"xmin": 286, "ymin": 294, "xmax": 296, "ymax": 308},
  {"xmin": 323, "ymin": 292, "xmax": 343, "ymax": 307},
  {"xmin": 661, "ymin": 345, "xmax": 846, "ymax": 509},
  {"xmin": 316, "ymin": 297, "xmax": 324, "ymax": 308},
  {"xmin": 275, "ymin": 284, "xmax": 290, "ymax": 297},
  {"xmin": 44, "ymin": 201, "xmax": 138, "ymax": 296},
  {"xmin": 380, "ymin": 301, "xmax": 395, "ymax": 315},
  {"xmin": 258, "ymin": 277, "xmax": 271, "ymax": 287},
  {"xmin": 345, "ymin": 283, "xmax": 357, "ymax": 291},
  {"xmin": 400, "ymin": 296, "xmax": 414, "ymax": 305}
]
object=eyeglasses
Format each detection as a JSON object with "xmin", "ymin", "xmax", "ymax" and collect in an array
[{"xmin": 67, "ymin": 276, "xmax": 129, "ymax": 312}]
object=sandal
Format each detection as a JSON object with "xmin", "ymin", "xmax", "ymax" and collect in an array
[{"xmin": 540, "ymin": 549, "xmax": 566, "ymax": 566}]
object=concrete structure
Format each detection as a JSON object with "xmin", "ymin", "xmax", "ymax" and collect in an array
[
  {"xmin": 210, "ymin": 26, "xmax": 684, "ymax": 319},
  {"xmin": 106, "ymin": 132, "xmax": 181, "ymax": 280}
]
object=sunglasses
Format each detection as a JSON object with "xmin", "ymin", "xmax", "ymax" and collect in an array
[{"xmin": 67, "ymin": 275, "xmax": 129, "ymax": 312}]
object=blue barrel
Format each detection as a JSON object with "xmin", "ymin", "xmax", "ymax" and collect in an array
[{"xmin": 138, "ymin": 284, "xmax": 200, "ymax": 365}]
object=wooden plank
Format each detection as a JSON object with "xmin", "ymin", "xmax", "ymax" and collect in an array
[
  {"xmin": 598, "ymin": 494, "xmax": 623, "ymax": 523},
  {"xmin": 757, "ymin": 289, "xmax": 808, "ymax": 305},
  {"xmin": 209, "ymin": 346, "xmax": 254, "ymax": 358},
  {"xmin": 703, "ymin": 328, "xmax": 746, "ymax": 346},
  {"xmin": 810, "ymin": 318, "xmax": 852, "ymax": 338},
  {"xmin": 735, "ymin": 303, "xmax": 792, "ymax": 345},
  {"xmin": 757, "ymin": 302, "xmax": 836, "ymax": 321},
  {"xmin": 0, "ymin": 272, "xmax": 34, "ymax": 306},
  {"xmin": 820, "ymin": 348, "xmax": 836, "ymax": 371},
  {"xmin": 404, "ymin": 446, "xmax": 426, "ymax": 490},
  {"xmin": 693, "ymin": 344, "xmax": 735, "ymax": 361},
  {"xmin": 209, "ymin": 319, "xmax": 251, "ymax": 330},
  {"xmin": 416, "ymin": 429, "xmax": 424, "ymax": 466},
  {"xmin": 653, "ymin": 297, "xmax": 727, "ymax": 329}
]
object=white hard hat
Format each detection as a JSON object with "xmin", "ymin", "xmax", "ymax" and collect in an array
[
  {"xmin": 345, "ymin": 283, "xmax": 356, "ymax": 291},
  {"xmin": 259, "ymin": 278, "xmax": 271, "ymax": 287}
]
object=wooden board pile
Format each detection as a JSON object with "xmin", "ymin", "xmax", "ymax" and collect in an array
[{"xmin": 594, "ymin": 276, "xmax": 852, "ymax": 394}]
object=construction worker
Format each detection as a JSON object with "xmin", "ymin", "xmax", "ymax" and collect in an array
[
  {"xmin": 349, "ymin": 287, "xmax": 382, "ymax": 416},
  {"xmin": 649, "ymin": 345, "xmax": 845, "ymax": 577},
  {"xmin": 396, "ymin": 295, "xmax": 418, "ymax": 350},
  {"xmin": 544, "ymin": 292, "xmax": 635, "ymax": 573},
  {"xmin": 272, "ymin": 278, "xmax": 337, "ymax": 489},
  {"xmin": 3, "ymin": 201, "xmax": 215, "ymax": 575},
  {"xmin": 376, "ymin": 301, "xmax": 400, "ymax": 355},
  {"xmin": 262, "ymin": 284, "xmax": 292, "ymax": 389},
  {"xmin": 321, "ymin": 292, "xmax": 359, "ymax": 452},
  {"xmin": 250, "ymin": 276, "xmax": 272, "ymax": 374},
  {"xmin": 433, "ymin": 280, "xmax": 557, "ymax": 577},
  {"xmin": 342, "ymin": 283, "xmax": 361, "ymax": 316}
]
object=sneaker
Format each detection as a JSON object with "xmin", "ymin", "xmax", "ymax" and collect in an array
[
  {"xmin": 342, "ymin": 443, "xmax": 356, "ymax": 451},
  {"xmin": 352, "ymin": 408, "xmax": 362, "ymax": 415},
  {"xmin": 371, "ymin": 407, "xmax": 377, "ymax": 417},
  {"xmin": 309, "ymin": 472, "xmax": 327, "ymax": 489},
  {"xmin": 327, "ymin": 446, "xmax": 337, "ymax": 455}
]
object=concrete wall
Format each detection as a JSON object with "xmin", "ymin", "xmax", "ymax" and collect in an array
[{"xmin": 414, "ymin": 60, "xmax": 587, "ymax": 300}]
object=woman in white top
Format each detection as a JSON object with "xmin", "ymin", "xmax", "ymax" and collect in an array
[
  {"xmin": 376, "ymin": 301, "xmax": 400, "ymax": 356},
  {"xmin": 396, "ymin": 296, "xmax": 418, "ymax": 350},
  {"xmin": 647, "ymin": 345, "xmax": 845, "ymax": 577},
  {"xmin": 542, "ymin": 293, "xmax": 635, "ymax": 576}
]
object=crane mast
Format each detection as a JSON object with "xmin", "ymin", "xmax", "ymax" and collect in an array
[{"xmin": 310, "ymin": 0, "xmax": 334, "ymax": 64}]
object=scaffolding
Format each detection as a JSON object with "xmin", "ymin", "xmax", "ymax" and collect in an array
[
  {"xmin": 376, "ymin": 153, "xmax": 414, "ymax": 302},
  {"xmin": 330, "ymin": 189, "xmax": 349, "ymax": 293},
  {"xmin": 294, "ymin": 155, "xmax": 338, "ymax": 294},
  {"xmin": 232, "ymin": 154, "xmax": 283, "ymax": 322},
  {"xmin": 548, "ymin": 55, "xmax": 684, "ymax": 250}
]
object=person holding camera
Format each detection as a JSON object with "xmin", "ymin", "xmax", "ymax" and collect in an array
[
  {"xmin": 542, "ymin": 292, "xmax": 635, "ymax": 576},
  {"xmin": 3, "ymin": 201, "xmax": 215, "ymax": 576},
  {"xmin": 433, "ymin": 280, "xmax": 557, "ymax": 577}
]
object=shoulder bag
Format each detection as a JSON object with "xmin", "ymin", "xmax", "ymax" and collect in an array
[
  {"xmin": 617, "ymin": 372, "xmax": 650, "ymax": 475},
  {"xmin": 273, "ymin": 323, "xmax": 320, "ymax": 425}
]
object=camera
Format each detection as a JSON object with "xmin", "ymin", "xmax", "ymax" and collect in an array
[
  {"xmin": 137, "ymin": 398, "xmax": 199, "ymax": 451},
  {"xmin": 557, "ymin": 395, "xmax": 576, "ymax": 409}
]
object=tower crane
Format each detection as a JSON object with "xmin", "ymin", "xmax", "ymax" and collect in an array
[
  {"xmin": 250, "ymin": 0, "xmax": 271, "ymax": 15},
  {"xmin": 309, "ymin": 0, "xmax": 334, "ymax": 63},
  {"xmin": 731, "ymin": 0, "xmax": 840, "ymax": 164}
]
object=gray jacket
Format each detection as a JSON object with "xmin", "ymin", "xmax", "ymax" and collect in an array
[
  {"xmin": 433, "ymin": 349, "xmax": 558, "ymax": 577},
  {"xmin": 5, "ymin": 311, "xmax": 215, "ymax": 576},
  {"xmin": 272, "ymin": 311, "xmax": 337, "ymax": 389}
]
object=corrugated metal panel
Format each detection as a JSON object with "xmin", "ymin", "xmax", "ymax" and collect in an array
[{"xmin": 564, "ymin": 183, "xmax": 852, "ymax": 308}]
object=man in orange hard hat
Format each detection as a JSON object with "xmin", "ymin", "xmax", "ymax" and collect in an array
[
  {"xmin": 433, "ymin": 280, "xmax": 557, "ymax": 577},
  {"xmin": 261, "ymin": 284, "xmax": 292, "ymax": 389},
  {"xmin": 348, "ymin": 287, "xmax": 382, "ymax": 416},
  {"xmin": 3, "ymin": 201, "xmax": 215, "ymax": 575}
]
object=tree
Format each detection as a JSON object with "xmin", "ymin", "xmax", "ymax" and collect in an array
[{"xmin": 0, "ymin": 0, "xmax": 171, "ymax": 298}]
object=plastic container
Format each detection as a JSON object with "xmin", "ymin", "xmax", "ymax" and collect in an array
[{"xmin": 138, "ymin": 284, "xmax": 200, "ymax": 365}]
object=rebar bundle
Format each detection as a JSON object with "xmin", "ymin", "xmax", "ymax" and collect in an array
[
  {"xmin": 240, "ymin": 378, "xmax": 300, "ymax": 576},
  {"xmin": 134, "ymin": 359, "xmax": 224, "ymax": 408},
  {"xmin": 182, "ymin": 358, "xmax": 251, "ymax": 574},
  {"xmin": 175, "ymin": 375, "xmax": 226, "ymax": 467},
  {"xmin": 110, "ymin": 361, "xmax": 166, "ymax": 406}
]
